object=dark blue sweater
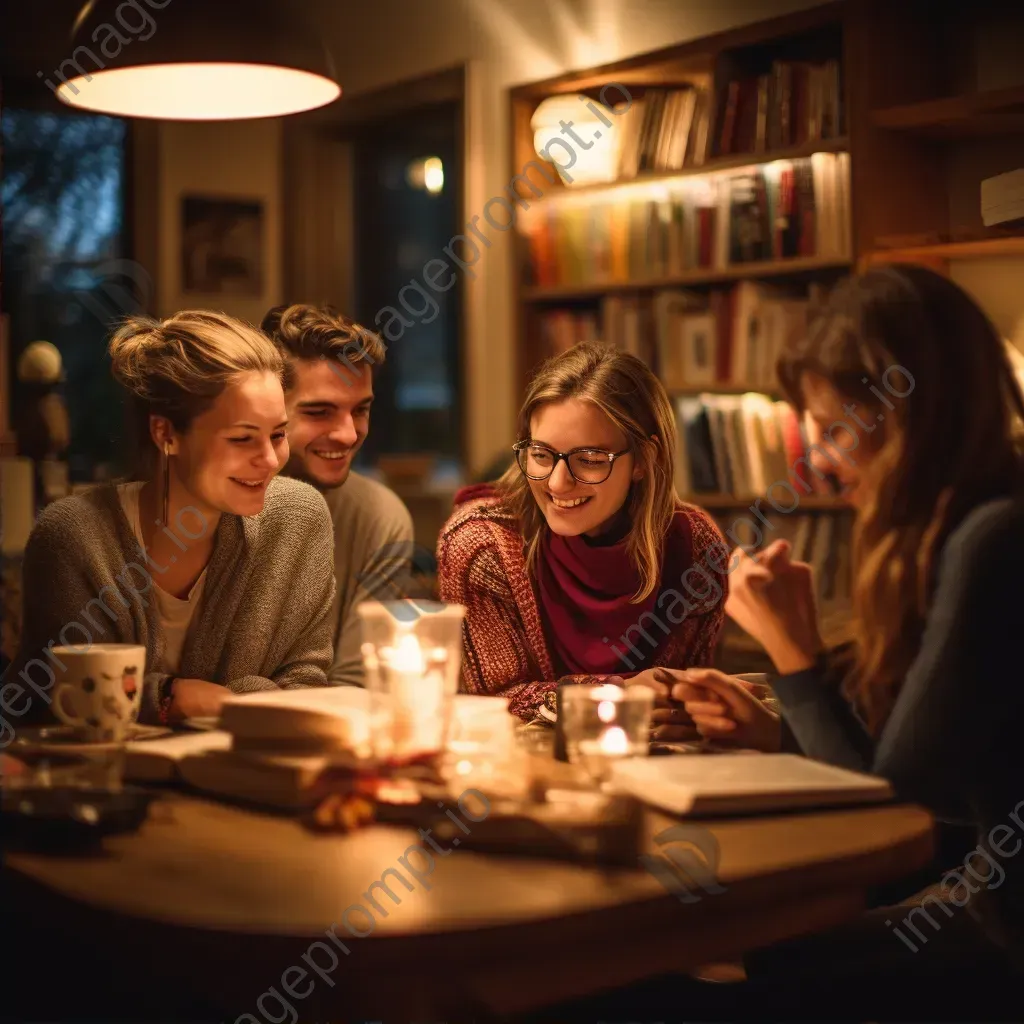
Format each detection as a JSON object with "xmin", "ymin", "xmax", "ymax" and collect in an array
[{"xmin": 772, "ymin": 497, "xmax": 1024, "ymax": 958}]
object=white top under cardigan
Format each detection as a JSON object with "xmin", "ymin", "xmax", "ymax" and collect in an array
[{"xmin": 117, "ymin": 481, "xmax": 206, "ymax": 675}]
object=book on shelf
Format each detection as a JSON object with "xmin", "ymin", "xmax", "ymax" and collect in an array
[
  {"xmin": 674, "ymin": 391, "xmax": 840, "ymax": 501},
  {"xmin": 713, "ymin": 58, "xmax": 843, "ymax": 157},
  {"xmin": 522, "ymin": 152, "xmax": 850, "ymax": 288},
  {"xmin": 701, "ymin": 506, "xmax": 854, "ymax": 608},
  {"xmin": 533, "ymin": 278, "xmax": 833, "ymax": 390},
  {"xmin": 616, "ymin": 85, "xmax": 713, "ymax": 179}
]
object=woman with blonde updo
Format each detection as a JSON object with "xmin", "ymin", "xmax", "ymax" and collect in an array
[{"xmin": 10, "ymin": 310, "xmax": 336, "ymax": 727}]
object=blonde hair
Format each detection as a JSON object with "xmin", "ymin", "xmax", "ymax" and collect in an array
[
  {"xmin": 499, "ymin": 342, "xmax": 679, "ymax": 602},
  {"xmin": 109, "ymin": 310, "xmax": 287, "ymax": 475}
]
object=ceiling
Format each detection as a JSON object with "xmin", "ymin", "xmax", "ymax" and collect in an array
[{"xmin": 2, "ymin": 1, "xmax": 84, "ymax": 82}]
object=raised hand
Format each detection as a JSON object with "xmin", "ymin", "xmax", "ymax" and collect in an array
[{"xmin": 724, "ymin": 540, "xmax": 823, "ymax": 674}]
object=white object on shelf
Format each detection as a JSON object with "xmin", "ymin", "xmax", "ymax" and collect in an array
[{"xmin": 981, "ymin": 168, "xmax": 1024, "ymax": 227}]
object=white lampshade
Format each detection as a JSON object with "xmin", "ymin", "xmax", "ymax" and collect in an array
[{"xmin": 53, "ymin": 0, "xmax": 340, "ymax": 120}]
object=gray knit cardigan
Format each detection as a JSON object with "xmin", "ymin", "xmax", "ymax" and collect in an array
[{"xmin": 9, "ymin": 476, "xmax": 336, "ymax": 726}]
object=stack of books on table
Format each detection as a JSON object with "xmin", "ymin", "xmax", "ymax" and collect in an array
[
  {"xmin": 124, "ymin": 688, "xmax": 371, "ymax": 810},
  {"xmin": 125, "ymin": 691, "xmax": 512, "ymax": 811}
]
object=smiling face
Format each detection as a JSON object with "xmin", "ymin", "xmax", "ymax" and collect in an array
[
  {"xmin": 166, "ymin": 370, "xmax": 289, "ymax": 517},
  {"xmin": 283, "ymin": 358, "xmax": 372, "ymax": 489},
  {"xmin": 800, "ymin": 371, "xmax": 883, "ymax": 509},
  {"xmin": 526, "ymin": 398, "xmax": 640, "ymax": 538}
]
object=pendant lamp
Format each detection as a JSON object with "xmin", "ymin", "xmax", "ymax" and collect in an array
[{"xmin": 50, "ymin": 0, "xmax": 340, "ymax": 120}]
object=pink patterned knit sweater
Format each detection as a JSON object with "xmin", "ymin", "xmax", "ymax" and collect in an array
[{"xmin": 436, "ymin": 495, "xmax": 728, "ymax": 720}]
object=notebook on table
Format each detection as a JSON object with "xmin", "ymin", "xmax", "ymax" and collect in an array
[{"xmin": 609, "ymin": 753, "xmax": 893, "ymax": 817}]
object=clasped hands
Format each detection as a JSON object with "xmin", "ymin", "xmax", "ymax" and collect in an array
[{"xmin": 617, "ymin": 540, "xmax": 824, "ymax": 751}]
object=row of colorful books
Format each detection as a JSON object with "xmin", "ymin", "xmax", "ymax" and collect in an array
[
  {"xmin": 673, "ymin": 391, "xmax": 838, "ymax": 499},
  {"xmin": 704, "ymin": 507, "xmax": 852, "ymax": 606},
  {"xmin": 535, "ymin": 280, "xmax": 833, "ymax": 392},
  {"xmin": 714, "ymin": 59, "xmax": 843, "ymax": 157},
  {"xmin": 522, "ymin": 153, "xmax": 850, "ymax": 287}
]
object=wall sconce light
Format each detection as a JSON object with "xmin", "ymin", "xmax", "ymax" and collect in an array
[{"xmin": 406, "ymin": 156, "xmax": 444, "ymax": 195}]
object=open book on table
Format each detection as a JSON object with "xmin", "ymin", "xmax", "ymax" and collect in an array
[{"xmin": 609, "ymin": 753, "xmax": 893, "ymax": 817}]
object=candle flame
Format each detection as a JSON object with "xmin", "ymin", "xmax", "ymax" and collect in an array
[
  {"xmin": 599, "ymin": 726, "xmax": 629, "ymax": 755},
  {"xmin": 597, "ymin": 700, "xmax": 617, "ymax": 723},
  {"xmin": 388, "ymin": 632, "xmax": 425, "ymax": 673}
]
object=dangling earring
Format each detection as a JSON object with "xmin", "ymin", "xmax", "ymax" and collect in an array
[{"xmin": 161, "ymin": 444, "xmax": 171, "ymax": 525}]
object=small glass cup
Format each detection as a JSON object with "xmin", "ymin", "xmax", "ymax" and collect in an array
[
  {"xmin": 357, "ymin": 600, "xmax": 466, "ymax": 771},
  {"xmin": 442, "ymin": 696, "xmax": 530, "ymax": 799},
  {"xmin": 561, "ymin": 683, "xmax": 654, "ymax": 785}
]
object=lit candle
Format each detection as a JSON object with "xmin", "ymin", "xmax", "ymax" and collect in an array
[
  {"xmin": 599, "ymin": 725, "xmax": 629, "ymax": 755},
  {"xmin": 381, "ymin": 632, "xmax": 447, "ymax": 760}
]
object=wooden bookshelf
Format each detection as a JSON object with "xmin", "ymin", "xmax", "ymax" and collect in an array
[
  {"xmin": 849, "ymin": 0, "xmax": 1024, "ymax": 271},
  {"xmin": 872, "ymin": 84, "xmax": 1024, "ymax": 140},
  {"xmin": 525, "ymin": 137, "xmax": 851, "ymax": 202}
]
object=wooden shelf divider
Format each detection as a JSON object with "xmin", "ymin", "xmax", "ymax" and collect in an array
[
  {"xmin": 871, "ymin": 84, "xmax": 1024, "ymax": 139},
  {"xmin": 523, "ymin": 256, "xmax": 852, "ymax": 303},
  {"xmin": 530, "ymin": 137, "xmax": 851, "ymax": 204}
]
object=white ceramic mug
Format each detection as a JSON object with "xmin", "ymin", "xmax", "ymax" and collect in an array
[{"xmin": 50, "ymin": 644, "xmax": 146, "ymax": 742}]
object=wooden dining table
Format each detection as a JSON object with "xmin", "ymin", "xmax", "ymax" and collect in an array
[{"xmin": 2, "ymin": 766, "xmax": 935, "ymax": 1024}]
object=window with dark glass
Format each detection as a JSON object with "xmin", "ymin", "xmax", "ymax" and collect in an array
[{"xmin": 2, "ymin": 109, "xmax": 130, "ymax": 481}]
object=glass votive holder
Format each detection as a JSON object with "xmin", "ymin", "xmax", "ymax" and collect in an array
[
  {"xmin": 360, "ymin": 632, "xmax": 451, "ymax": 768},
  {"xmin": 561, "ymin": 683, "xmax": 654, "ymax": 786},
  {"xmin": 357, "ymin": 599, "xmax": 466, "ymax": 697},
  {"xmin": 442, "ymin": 696, "xmax": 529, "ymax": 799}
]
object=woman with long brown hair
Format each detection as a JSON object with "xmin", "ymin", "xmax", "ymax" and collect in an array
[
  {"xmin": 659, "ymin": 265, "xmax": 1024, "ymax": 1008},
  {"xmin": 437, "ymin": 342, "xmax": 728, "ymax": 724}
]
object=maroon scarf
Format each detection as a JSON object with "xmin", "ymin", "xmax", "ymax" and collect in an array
[{"xmin": 535, "ymin": 510, "xmax": 692, "ymax": 676}]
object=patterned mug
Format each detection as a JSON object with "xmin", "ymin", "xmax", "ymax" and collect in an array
[{"xmin": 50, "ymin": 643, "xmax": 146, "ymax": 742}]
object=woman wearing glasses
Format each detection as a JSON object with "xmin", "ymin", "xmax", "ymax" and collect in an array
[{"xmin": 437, "ymin": 342, "xmax": 728, "ymax": 722}]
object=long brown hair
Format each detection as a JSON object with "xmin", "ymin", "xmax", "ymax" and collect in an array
[
  {"xmin": 499, "ymin": 342, "xmax": 679, "ymax": 602},
  {"xmin": 778, "ymin": 265, "xmax": 1024, "ymax": 730}
]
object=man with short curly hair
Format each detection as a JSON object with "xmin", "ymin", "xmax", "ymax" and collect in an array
[{"xmin": 262, "ymin": 304, "xmax": 417, "ymax": 686}]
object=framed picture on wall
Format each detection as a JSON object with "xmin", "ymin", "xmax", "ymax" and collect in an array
[{"xmin": 181, "ymin": 195, "xmax": 264, "ymax": 295}]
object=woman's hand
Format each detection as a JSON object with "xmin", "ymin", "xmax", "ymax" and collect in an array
[
  {"xmin": 670, "ymin": 668, "xmax": 782, "ymax": 752},
  {"xmin": 622, "ymin": 668, "xmax": 699, "ymax": 742},
  {"xmin": 724, "ymin": 540, "xmax": 823, "ymax": 675},
  {"xmin": 167, "ymin": 679, "xmax": 228, "ymax": 722}
]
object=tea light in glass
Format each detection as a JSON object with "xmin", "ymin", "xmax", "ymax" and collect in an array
[
  {"xmin": 563, "ymin": 683, "xmax": 653, "ymax": 785},
  {"xmin": 362, "ymin": 632, "xmax": 450, "ymax": 767},
  {"xmin": 357, "ymin": 600, "xmax": 466, "ymax": 769}
]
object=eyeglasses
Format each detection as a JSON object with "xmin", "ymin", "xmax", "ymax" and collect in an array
[{"xmin": 512, "ymin": 441, "xmax": 631, "ymax": 484}]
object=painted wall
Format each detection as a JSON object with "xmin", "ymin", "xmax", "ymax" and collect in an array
[
  {"xmin": 156, "ymin": 118, "xmax": 283, "ymax": 325},
  {"xmin": 950, "ymin": 258, "xmax": 1024, "ymax": 350}
]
